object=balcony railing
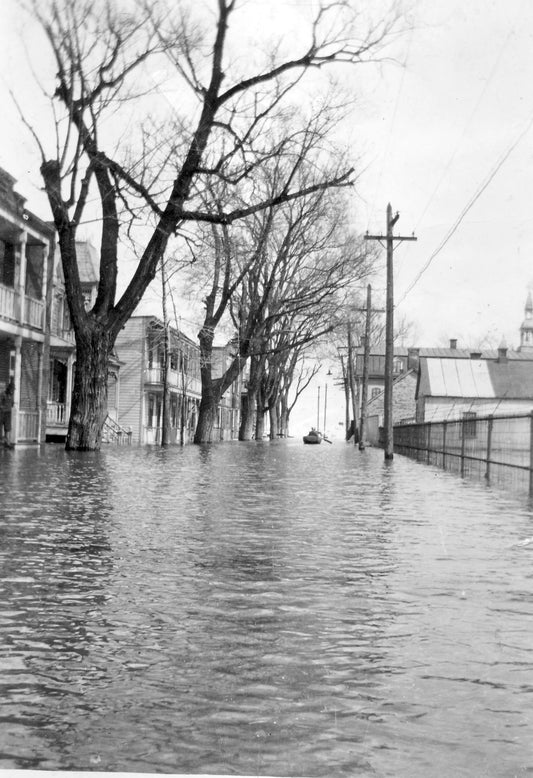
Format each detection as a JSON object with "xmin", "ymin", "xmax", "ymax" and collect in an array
[
  {"xmin": 0, "ymin": 284, "xmax": 44, "ymax": 331},
  {"xmin": 23, "ymin": 295, "xmax": 44, "ymax": 329},
  {"xmin": 0, "ymin": 283, "xmax": 17, "ymax": 320},
  {"xmin": 144, "ymin": 366, "xmax": 202, "ymax": 396},
  {"xmin": 47, "ymin": 402, "xmax": 67, "ymax": 426}
]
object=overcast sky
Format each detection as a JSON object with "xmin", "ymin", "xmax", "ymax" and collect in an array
[{"xmin": 2, "ymin": 0, "xmax": 533, "ymax": 378}]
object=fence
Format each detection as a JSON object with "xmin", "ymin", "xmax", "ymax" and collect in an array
[{"xmin": 394, "ymin": 412, "xmax": 533, "ymax": 496}]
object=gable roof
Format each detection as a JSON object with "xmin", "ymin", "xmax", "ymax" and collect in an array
[
  {"xmin": 75, "ymin": 241, "xmax": 99, "ymax": 284},
  {"xmin": 417, "ymin": 357, "xmax": 533, "ymax": 400}
]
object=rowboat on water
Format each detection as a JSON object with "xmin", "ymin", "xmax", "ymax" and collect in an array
[{"xmin": 303, "ymin": 428, "xmax": 322, "ymax": 445}]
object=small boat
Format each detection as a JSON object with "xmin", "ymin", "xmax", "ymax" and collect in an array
[{"xmin": 303, "ymin": 428, "xmax": 322, "ymax": 445}]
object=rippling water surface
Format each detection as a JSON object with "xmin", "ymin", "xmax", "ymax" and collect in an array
[{"xmin": 0, "ymin": 441, "xmax": 532, "ymax": 777}]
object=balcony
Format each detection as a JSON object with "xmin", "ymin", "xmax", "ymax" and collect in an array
[
  {"xmin": 144, "ymin": 366, "xmax": 202, "ymax": 396},
  {"xmin": 0, "ymin": 283, "xmax": 44, "ymax": 331}
]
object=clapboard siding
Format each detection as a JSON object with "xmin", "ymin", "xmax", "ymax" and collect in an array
[{"xmin": 115, "ymin": 317, "xmax": 147, "ymax": 443}]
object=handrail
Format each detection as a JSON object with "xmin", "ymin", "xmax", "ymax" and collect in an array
[{"xmin": 102, "ymin": 415, "xmax": 132, "ymax": 445}]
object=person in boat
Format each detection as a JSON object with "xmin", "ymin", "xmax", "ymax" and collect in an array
[{"xmin": 0, "ymin": 380, "xmax": 14, "ymax": 448}]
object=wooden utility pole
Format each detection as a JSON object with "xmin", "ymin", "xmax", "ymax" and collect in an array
[
  {"xmin": 347, "ymin": 322, "xmax": 358, "ymax": 445},
  {"xmin": 359, "ymin": 284, "xmax": 372, "ymax": 451},
  {"xmin": 365, "ymin": 204, "xmax": 416, "ymax": 459}
]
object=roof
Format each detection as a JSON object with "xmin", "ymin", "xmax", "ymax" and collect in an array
[
  {"xmin": 75, "ymin": 241, "xmax": 99, "ymax": 284},
  {"xmin": 418, "ymin": 357, "xmax": 533, "ymax": 400},
  {"xmin": 355, "ymin": 345, "xmax": 533, "ymax": 360}
]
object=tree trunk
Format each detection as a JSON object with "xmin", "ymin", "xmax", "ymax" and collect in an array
[
  {"xmin": 269, "ymin": 405, "xmax": 279, "ymax": 440},
  {"xmin": 194, "ymin": 326, "xmax": 224, "ymax": 444},
  {"xmin": 255, "ymin": 408, "xmax": 265, "ymax": 440},
  {"xmin": 195, "ymin": 393, "xmax": 219, "ymax": 443},
  {"xmin": 239, "ymin": 391, "xmax": 256, "ymax": 440},
  {"xmin": 66, "ymin": 327, "xmax": 110, "ymax": 450}
]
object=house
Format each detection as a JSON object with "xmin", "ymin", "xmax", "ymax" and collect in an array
[
  {"xmin": 415, "ymin": 344, "xmax": 533, "ymax": 423},
  {"xmin": 115, "ymin": 316, "xmax": 243, "ymax": 444},
  {"xmin": 0, "ymin": 168, "xmax": 55, "ymax": 445},
  {"xmin": 354, "ymin": 345, "xmax": 418, "ymax": 443},
  {"xmin": 354, "ymin": 345, "xmax": 411, "ymax": 403}
]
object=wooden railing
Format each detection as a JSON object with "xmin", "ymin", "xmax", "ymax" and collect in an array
[
  {"xmin": 0, "ymin": 283, "xmax": 18, "ymax": 320},
  {"xmin": 23, "ymin": 296, "xmax": 44, "ymax": 329},
  {"xmin": 18, "ymin": 410, "xmax": 40, "ymax": 441},
  {"xmin": 0, "ymin": 285, "xmax": 44, "ymax": 330},
  {"xmin": 102, "ymin": 415, "xmax": 132, "ymax": 445},
  {"xmin": 47, "ymin": 402, "xmax": 67, "ymax": 425}
]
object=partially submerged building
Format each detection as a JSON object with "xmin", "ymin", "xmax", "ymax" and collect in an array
[
  {"xmin": 415, "ymin": 344, "xmax": 533, "ymax": 423},
  {"xmin": 0, "ymin": 168, "xmax": 55, "ymax": 444}
]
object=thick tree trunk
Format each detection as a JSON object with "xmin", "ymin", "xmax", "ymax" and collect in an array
[
  {"xmin": 194, "ymin": 327, "xmax": 224, "ymax": 444},
  {"xmin": 194, "ymin": 393, "xmax": 219, "ymax": 443},
  {"xmin": 66, "ymin": 327, "xmax": 110, "ymax": 451}
]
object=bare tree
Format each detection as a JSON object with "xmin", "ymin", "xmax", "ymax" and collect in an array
[{"xmin": 14, "ymin": 0, "xmax": 399, "ymax": 449}]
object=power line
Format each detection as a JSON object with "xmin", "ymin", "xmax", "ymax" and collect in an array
[
  {"xmin": 413, "ymin": 1, "xmax": 524, "ymax": 230},
  {"xmin": 397, "ymin": 111, "xmax": 533, "ymax": 305}
]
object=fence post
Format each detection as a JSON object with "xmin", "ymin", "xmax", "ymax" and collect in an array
[
  {"xmin": 442, "ymin": 421, "xmax": 447, "ymax": 470},
  {"xmin": 529, "ymin": 412, "xmax": 533, "ymax": 498},
  {"xmin": 460, "ymin": 416, "xmax": 466, "ymax": 477},
  {"xmin": 485, "ymin": 415, "xmax": 493, "ymax": 481}
]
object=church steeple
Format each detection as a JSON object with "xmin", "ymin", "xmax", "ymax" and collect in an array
[{"xmin": 519, "ymin": 291, "xmax": 533, "ymax": 351}]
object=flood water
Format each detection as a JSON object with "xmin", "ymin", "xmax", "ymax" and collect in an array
[{"xmin": 0, "ymin": 440, "xmax": 532, "ymax": 777}]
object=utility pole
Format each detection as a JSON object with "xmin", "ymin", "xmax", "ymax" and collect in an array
[
  {"xmin": 359, "ymin": 284, "xmax": 372, "ymax": 451},
  {"xmin": 365, "ymin": 204, "xmax": 416, "ymax": 459},
  {"xmin": 347, "ymin": 321, "xmax": 358, "ymax": 445}
]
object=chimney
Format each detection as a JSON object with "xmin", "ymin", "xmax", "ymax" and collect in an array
[
  {"xmin": 407, "ymin": 347, "xmax": 420, "ymax": 370},
  {"xmin": 498, "ymin": 338, "xmax": 508, "ymax": 363},
  {"xmin": 449, "ymin": 338, "xmax": 457, "ymax": 350}
]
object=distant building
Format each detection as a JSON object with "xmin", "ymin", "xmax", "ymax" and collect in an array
[
  {"xmin": 415, "ymin": 344, "xmax": 533, "ymax": 423},
  {"xmin": 114, "ymin": 316, "xmax": 241, "ymax": 444},
  {"xmin": 518, "ymin": 291, "xmax": 533, "ymax": 352}
]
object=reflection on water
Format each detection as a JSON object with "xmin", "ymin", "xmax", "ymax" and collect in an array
[{"xmin": 0, "ymin": 442, "xmax": 532, "ymax": 777}]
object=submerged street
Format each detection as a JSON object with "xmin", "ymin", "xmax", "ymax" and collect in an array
[{"xmin": 0, "ymin": 441, "xmax": 532, "ymax": 777}]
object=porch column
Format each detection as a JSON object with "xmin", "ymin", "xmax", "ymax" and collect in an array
[
  {"xmin": 12, "ymin": 335, "xmax": 22, "ymax": 443},
  {"xmin": 66, "ymin": 353, "xmax": 75, "ymax": 423},
  {"xmin": 17, "ymin": 230, "xmax": 28, "ymax": 321}
]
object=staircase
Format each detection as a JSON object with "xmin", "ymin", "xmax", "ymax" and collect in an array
[{"xmin": 102, "ymin": 416, "xmax": 132, "ymax": 445}]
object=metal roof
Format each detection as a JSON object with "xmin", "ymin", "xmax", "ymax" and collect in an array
[
  {"xmin": 418, "ymin": 357, "xmax": 533, "ymax": 400},
  {"xmin": 425, "ymin": 359, "xmax": 494, "ymax": 397}
]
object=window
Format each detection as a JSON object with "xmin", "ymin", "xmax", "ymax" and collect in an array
[
  {"xmin": 393, "ymin": 357, "xmax": 404, "ymax": 373},
  {"xmin": 371, "ymin": 387, "xmax": 381, "ymax": 399},
  {"xmin": 0, "ymin": 239, "xmax": 16, "ymax": 287},
  {"xmin": 463, "ymin": 411, "xmax": 477, "ymax": 437}
]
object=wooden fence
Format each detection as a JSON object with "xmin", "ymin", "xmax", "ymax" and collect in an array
[{"xmin": 394, "ymin": 412, "xmax": 533, "ymax": 496}]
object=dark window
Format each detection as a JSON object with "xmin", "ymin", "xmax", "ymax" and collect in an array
[
  {"xmin": 463, "ymin": 411, "xmax": 477, "ymax": 437},
  {"xmin": 0, "ymin": 240, "xmax": 16, "ymax": 287}
]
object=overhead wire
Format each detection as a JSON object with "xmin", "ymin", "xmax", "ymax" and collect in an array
[
  {"xmin": 412, "ymin": 1, "xmax": 524, "ymax": 230},
  {"xmin": 397, "ymin": 110, "xmax": 533, "ymax": 306},
  {"xmin": 395, "ymin": 0, "xmax": 528, "ymax": 305}
]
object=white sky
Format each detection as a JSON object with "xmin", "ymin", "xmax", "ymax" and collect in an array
[{"xmin": 2, "ymin": 0, "xmax": 533, "ymax": 433}]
